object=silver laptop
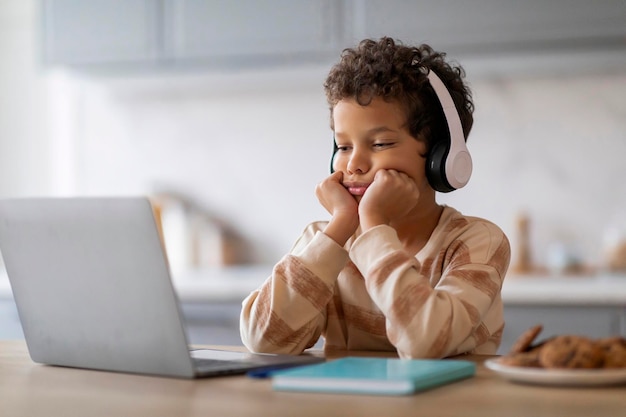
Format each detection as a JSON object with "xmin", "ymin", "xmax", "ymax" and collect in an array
[{"xmin": 0, "ymin": 197, "xmax": 323, "ymax": 378}]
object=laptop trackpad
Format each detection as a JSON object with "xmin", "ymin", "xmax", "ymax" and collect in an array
[
  {"xmin": 190, "ymin": 349, "xmax": 255, "ymax": 361},
  {"xmin": 190, "ymin": 348, "xmax": 320, "ymax": 366}
]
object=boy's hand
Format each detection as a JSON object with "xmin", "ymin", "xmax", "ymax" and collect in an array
[
  {"xmin": 315, "ymin": 171, "xmax": 359, "ymax": 246},
  {"xmin": 358, "ymin": 169, "xmax": 420, "ymax": 231}
]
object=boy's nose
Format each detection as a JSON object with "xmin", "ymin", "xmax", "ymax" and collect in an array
[{"xmin": 347, "ymin": 151, "xmax": 369, "ymax": 174}]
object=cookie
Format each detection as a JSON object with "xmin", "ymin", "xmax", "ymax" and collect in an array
[
  {"xmin": 538, "ymin": 335, "xmax": 605, "ymax": 369},
  {"xmin": 509, "ymin": 324, "xmax": 543, "ymax": 355},
  {"xmin": 597, "ymin": 337, "xmax": 626, "ymax": 368},
  {"xmin": 596, "ymin": 336, "xmax": 626, "ymax": 348},
  {"xmin": 499, "ymin": 351, "xmax": 542, "ymax": 368}
]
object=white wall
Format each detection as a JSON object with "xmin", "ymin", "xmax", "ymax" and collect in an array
[
  {"xmin": 2, "ymin": 1, "xmax": 626, "ymax": 272},
  {"xmin": 53, "ymin": 68, "xmax": 626, "ymax": 270},
  {"xmin": 62, "ymin": 69, "xmax": 334, "ymax": 262},
  {"xmin": 0, "ymin": 0, "xmax": 50, "ymax": 196}
]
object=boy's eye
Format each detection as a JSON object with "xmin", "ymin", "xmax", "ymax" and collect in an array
[
  {"xmin": 336, "ymin": 145, "xmax": 351, "ymax": 152},
  {"xmin": 373, "ymin": 142, "xmax": 394, "ymax": 148}
]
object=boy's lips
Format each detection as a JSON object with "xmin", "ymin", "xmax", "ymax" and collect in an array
[{"xmin": 344, "ymin": 182, "xmax": 370, "ymax": 196}]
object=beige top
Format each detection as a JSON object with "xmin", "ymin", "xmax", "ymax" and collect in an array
[{"xmin": 240, "ymin": 206, "xmax": 511, "ymax": 358}]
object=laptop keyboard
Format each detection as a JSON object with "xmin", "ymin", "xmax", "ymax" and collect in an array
[{"xmin": 192, "ymin": 358, "xmax": 257, "ymax": 374}]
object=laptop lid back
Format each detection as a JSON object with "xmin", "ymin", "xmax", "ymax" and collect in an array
[{"xmin": 0, "ymin": 197, "xmax": 195, "ymax": 378}]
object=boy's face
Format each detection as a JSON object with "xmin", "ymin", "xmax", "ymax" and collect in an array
[{"xmin": 332, "ymin": 97, "xmax": 429, "ymax": 200}]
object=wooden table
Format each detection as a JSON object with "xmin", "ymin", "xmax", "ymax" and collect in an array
[{"xmin": 1, "ymin": 340, "xmax": 624, "ymax": 417}]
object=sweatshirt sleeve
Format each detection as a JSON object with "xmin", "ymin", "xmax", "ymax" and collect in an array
[
  {"xmin": 349, "ymin": 221, "xmax": 510, "ymax": 359},
  {"xmin": 240, "ymin": 224, "xmax": 350, "ymax": 354}
]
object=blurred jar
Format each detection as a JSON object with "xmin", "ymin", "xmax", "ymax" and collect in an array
[
  {"xmin": 511, "ymin": 211, "xmax": 534, "ymax": 274},
  {"xmin": 546, "ymin": 241, "xmax": 584, "ymax": 275},
  {"xmin": 602, "ymin": 216, "xmax": 626, "ymax": 274},
  {"xmin": 191, "ymin": 213, "xmax": 226, "ymax": 268},
  {"xmin": 151, "ymin": 192, "xmax": 241, "ymax": 271}
]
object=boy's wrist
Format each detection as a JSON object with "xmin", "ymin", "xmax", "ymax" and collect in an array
[
  {"xmin": 324, "ymin": 216, "xmax": 358, "ymax": 246},
  {"xmin": 360, "ymin": 213, "xmax": 389, "ymax": 232}
]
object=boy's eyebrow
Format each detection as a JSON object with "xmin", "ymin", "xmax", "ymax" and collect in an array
[{"xmin": 335, "ymin": 125, "xmax": 399, "ymax": 139}]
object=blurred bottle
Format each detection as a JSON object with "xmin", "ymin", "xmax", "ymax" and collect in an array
[
  {"xmin": 153, "ymin": 195, "xmax": 193, "ymax": 274},
  {"xmin": 511, "ymin": 211, "xmax": 534, "ymax": 275}
]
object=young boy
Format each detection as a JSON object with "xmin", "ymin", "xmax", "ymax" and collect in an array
[{"xmin": 240, "ymin": 37, "xmax": 511, "ymax": 359}]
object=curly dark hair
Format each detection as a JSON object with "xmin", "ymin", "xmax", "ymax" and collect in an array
[{"xmin": 324, "ymin": 37, "xmax": 474, "ymax": 153}]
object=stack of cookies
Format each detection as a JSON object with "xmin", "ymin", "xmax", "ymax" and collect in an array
[{"xmin": 500, "ymin": 325, "xmax": 626, "ymax": 369}]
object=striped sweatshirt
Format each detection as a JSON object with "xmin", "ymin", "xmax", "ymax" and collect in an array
[{"xmin": 240, "ymin": 206, "xmax": 511, "ymax": 359}]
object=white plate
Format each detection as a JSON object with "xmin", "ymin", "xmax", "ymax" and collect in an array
[{"xmin": 485, "ymin": 358, "xmax": 626, "ymax": 387}]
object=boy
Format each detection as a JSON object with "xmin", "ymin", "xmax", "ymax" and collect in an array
[{"xmin": 240, "ymin": 37, "xmax": 510, "ymax": 359}]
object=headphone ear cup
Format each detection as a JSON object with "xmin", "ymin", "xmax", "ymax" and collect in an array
[
  {"xmin": 330, "ymin": 139, "xmax": 338, "ymax": 173},
  {"xmin": 424, "ymin": 69, "xmax": 472, "ymax": 191},
  {"xmin": 426, "ymin": 141, "xmax": 455, "ymax": 193}
]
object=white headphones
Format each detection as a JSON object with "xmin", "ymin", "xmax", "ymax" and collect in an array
[{"xmin": 424, "ymin": 69, "xmax": 473, "ymax": 192}]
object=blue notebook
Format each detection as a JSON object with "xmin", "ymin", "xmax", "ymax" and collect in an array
[{"xmin": 271, "ymin": 357, "xmax": 476, "ymax": 396}]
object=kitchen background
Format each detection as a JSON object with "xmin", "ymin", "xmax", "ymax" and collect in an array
[{"xmin": 1, "ymin": 0, "xmax": 625, "ymax": 350}]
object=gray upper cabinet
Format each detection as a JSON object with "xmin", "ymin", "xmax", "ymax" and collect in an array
[
  {"xmin": 40, "ymin": 0, "xmax": 346, "ymax": 69},
  {"xmin": 162, "ymin": 0, "xmax": 344, "ymax": 66},
  {"xmin": 347, "ymin": 0, "xmax": 626, "ymax": 57},
  {"xmin": 40, "ymin": 0, "xmax": 626, "ymax": 71},
  {"xmin": 41, "ymin": 0, "xmax": 162, "ymax": 66}
]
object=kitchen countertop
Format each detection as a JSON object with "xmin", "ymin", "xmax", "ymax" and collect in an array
[
  {"xmin": 1, "ymin": 265, "xmax": 625, "ymax": 306},
  {"xmin": 0, "ymin": 264, "xmax": 273, "ymax": 304}
]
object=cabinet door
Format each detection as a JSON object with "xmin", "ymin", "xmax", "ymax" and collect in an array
[
  {"xmin": 499, "ymin": 305, "xmax": 621, "ymax": 355},
  {"xmin": 348, "ymin": 0, "xmax": 626, "ymax": 55},
  {"xmin": 41, "ymin": 0, "xmax": 161, "ymax": 66},
  {"xmin": 162, "ymin": 0, "xmax": 344, "ymax": 65},
  {"xmin": 181, "ymin": 302, "xmax": 243, "ymax": 346}
]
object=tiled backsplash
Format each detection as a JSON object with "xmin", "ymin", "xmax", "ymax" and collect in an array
[{"xmin": 55, "ymin": 69, "xmax": 626, "ymax": 270}]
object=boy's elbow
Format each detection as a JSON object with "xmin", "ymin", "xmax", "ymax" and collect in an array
[
  {"xmin": 240, "ymin": 322, "xmax": 305, "ymax": 355},
  {"xmin": 239, "ymin": 317, "xmax": 268, "ymax": 353},
  {"xmin": 241, "ymin": 333, "xmax": 305, "ymax": 355}
]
